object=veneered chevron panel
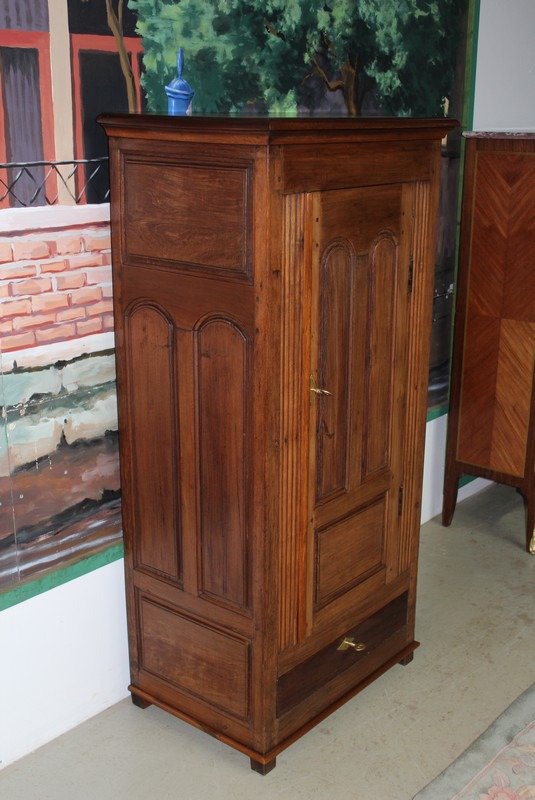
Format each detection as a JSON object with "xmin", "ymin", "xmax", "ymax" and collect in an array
[
  {"xmin": 491, "ymin": 319, "xmax": 535, "ymax": 476},
  {"xmin": 468, "ymin": 153, "xmax": 535, "ymax": 323},
  {"xmin": 457, "ymin": 314, "xmax": 501, "ymax": 467},
  {"xmin": 467, "ymin": 156, "xmax": 510, "ymax": 318},
  {"xmin": 502, "ymin": 156, "xmax": 535, "ymax": 322}
]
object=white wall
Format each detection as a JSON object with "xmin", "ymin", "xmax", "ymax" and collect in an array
[
  {"xmin": 0, "ymin": 560, "xmax": 130, "ymax": 768},
  {"xmin": 421, "ymin": 415, "xmax": 490, "ymax": 523},
  {"xmin": 473, "ymin": 0, "xmax": 535, "ymax": 131}
]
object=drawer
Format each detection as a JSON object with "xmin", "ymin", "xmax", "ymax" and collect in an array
[
  {"xmin": 138, "ymin": 594, "xmax": 250, "ymax": 722},
  {"xmin": 277, "ymin": 593, "xmax": 408, "ymax": 716}
]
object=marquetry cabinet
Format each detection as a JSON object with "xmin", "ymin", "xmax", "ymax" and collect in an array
[
  {"xmin": 100, "ymin": 114, "xmax": 455, "ymax": 772},
  {"xmin": 443, "ymin": 133, "xmax": 535, "ymax": 553}
]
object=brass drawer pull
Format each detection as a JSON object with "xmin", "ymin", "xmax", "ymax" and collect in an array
[{"xmin": 337, "ymin": 636, "xmax": 366, "ymax": 652}]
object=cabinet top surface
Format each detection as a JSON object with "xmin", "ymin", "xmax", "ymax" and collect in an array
[
  {"xmin": 464, "ymin": 130, "xmax": 535, "ymax": 138},
  {"xmin": 98, "ymin": 112, "xmax": 456, "ymax": 143}
]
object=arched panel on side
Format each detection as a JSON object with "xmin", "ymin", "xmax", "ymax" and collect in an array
[
  {"xmin": 125, "ymin": 302, "xmax": 181, "ymax": 583},
  {"xmin": 195, "ymin": 316, "xmax": 251, "ymax": 612},
  {"xmin": 362, "ymin": 232, "xmax": 399, "ymax": 478},
  {"xmin": 316, "ymin": 239, "xmax": 355, "ymax": 503}
]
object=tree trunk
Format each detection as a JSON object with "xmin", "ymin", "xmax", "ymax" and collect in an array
[
  {"xmin": 105, "ymin": 0, "xmax": 139, "ymax": 113},
  {"xmin": 341, "ymin": 62, "xmax": 359, "ymax": 116},
  {"xmin": 312, "ymin": 55, "xmax": 360, "ymax": 116}
]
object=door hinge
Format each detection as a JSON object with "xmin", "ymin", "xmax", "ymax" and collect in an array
[
  {"xmin": 398, "ymin": 485, "xmax": 404, "ymax": 516},
  {"xmin": 408, "ymin": 257, "xmax": 414, "ymax": 294}
]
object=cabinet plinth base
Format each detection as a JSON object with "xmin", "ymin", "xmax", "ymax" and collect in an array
[{"xmin": 127, "ymin": 641, "xmax": 418, "ymax": 770}]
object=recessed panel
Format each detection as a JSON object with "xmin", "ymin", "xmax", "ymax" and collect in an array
[
  {"xmin": 126, "ymin": 304, "xmax": 181, "ymax": 581},
  {"xmin": 316, "ymin": 240, "xmax": 353, "ymax": 502},
  {"xmin": 197, "ymin": 318, "xmax": 250, "ymax": 611},
  {"xmin": 315, "ymin": 499, "xmax": 386, "ymax": 608},
  {"xmin": 123, "ymin": 158, "xmax": 250, "ymax": 276},
  {"xmin": 139, "ymin": 596, "xmax": 250, "ymax": 721},
  {"xmin": 363, "ymin": 235, "xmax": 398, "ymax": 476}
]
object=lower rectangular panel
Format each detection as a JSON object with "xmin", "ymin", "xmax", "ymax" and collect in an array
[
  {"xmin": 138, "ymin": 593, "xmax": 250, "ymax": 722},
  {"xmin": 315, "ymin": 499, "xmax": 386, "ymax": 608}
]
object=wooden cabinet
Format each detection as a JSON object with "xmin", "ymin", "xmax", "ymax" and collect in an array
[
  {"xmin": 443, "ymin": 133, "xmax": 535, "ymax": 554},
  {"xmin": 100, "ymin": 114, "xmax": 454, "ymax": 771}
]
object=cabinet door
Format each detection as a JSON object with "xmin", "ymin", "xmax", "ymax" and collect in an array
[{"xmin": 309, "ymin": 184, "xmax": 410, "ymax": 630}]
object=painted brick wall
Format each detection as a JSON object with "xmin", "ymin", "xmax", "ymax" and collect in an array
[
  {"xmin": 0, "ymin": 206, "xmax": 121, "ymax": 589},
  {"xmin": 0, "ymin": 223, "xmax": 113, "ymax": 351}
]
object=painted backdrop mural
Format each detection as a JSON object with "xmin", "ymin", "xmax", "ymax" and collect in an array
[
  {"xmin": 131, "ymin": 0, "xmax": 467, "ymax": 409},
  {"xmin": 0, "ymin": 0, "xmax": 468, "ymax": 591},
  {"xmin": 0, "ymin": 1, "xmax": 141, "ymax": 589},
  {"xmin": 131, "ymin": 0, "xmax": 462, "ymax": 118}
]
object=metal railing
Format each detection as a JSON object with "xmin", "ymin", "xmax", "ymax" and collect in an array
[{"xmin": 0, "ymin": 157, "xmax": 110, "ymax": 207}]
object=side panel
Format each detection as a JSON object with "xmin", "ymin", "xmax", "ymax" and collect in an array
[
  {"xmin": 457, "ymin": 152, "xmax": 535, "ymax": 477},
  {"xmin": 109, "ymin": 138, "xmax": 263, "ymax": 748}
]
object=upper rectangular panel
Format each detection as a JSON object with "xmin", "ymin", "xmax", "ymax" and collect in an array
[
  {"xmin": 279, "ymin": 140, "xmax": 435, "ymax": 193},
  {"xmin": 122, "ymin": 154, "xmax": 251, "ymax": 279}
]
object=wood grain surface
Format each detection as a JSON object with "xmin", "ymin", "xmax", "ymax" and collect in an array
[{"xmin": 100, "ymin": 113, "xmax": 454, "ymax": 767}]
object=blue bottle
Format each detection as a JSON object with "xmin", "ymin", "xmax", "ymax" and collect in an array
[{"xmin": 165, "ymin": 48, "xmax": 194, "ymax": 115}]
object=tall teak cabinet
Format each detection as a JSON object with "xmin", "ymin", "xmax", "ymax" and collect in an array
[{"xmin": 100, "ymin": 115, "xmax": 455, "ymax": 772}]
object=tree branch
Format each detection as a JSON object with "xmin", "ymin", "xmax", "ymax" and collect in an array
[
  {"xmin": 105, "ymin": 0, "xmax": 138, "ymax": 112},
  {"xmin": 311, "ymin": 56, "xmax": 343, "ymax": 92},
  {"xmin": 265, "ymin": 21, "xmax": 286, "ymax": 42}
]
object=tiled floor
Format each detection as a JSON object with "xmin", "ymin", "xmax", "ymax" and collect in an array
[{"xmin": 1, "ymin": 484, "xmax": 534, "ymax": 800}]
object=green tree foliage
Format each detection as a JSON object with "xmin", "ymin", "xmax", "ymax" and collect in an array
[{"xmin": 128, "ymin": 0, "xmax": 463, "ymax": 116}]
